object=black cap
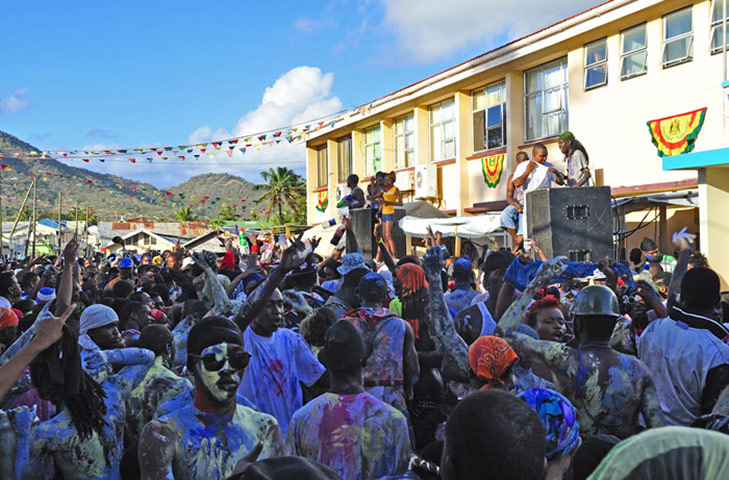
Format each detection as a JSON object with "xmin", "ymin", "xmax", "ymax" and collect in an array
[
  {"xmin": 318, "ymin": 320, "xmax": 365, "ymax": 371},
  {"xmin": 640, "ymin": 237, "xmax": 658, "ymax": 252}
]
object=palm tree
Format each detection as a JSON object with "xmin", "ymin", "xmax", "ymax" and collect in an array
[
  {"xmin": 255, "ymin": 167, "xmax": 305, "ymax": 223},
  {"xmin": 174, "ymin": 206, "xmax": 197, "ymax": 221}
]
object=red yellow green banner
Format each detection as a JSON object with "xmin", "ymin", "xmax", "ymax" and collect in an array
[
  {"xmin": 646, "ymin": 107, "xmax": 707, "ymax": 157},
  {"xmin": 481, "ymin": 153, "xmax": 505, "ymax": 188},
  {"xmin": 315, "ymin": 190, "xmax": 329, "ymax": 212}
]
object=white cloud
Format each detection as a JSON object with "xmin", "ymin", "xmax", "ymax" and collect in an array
[
  {"xmin": 0, "ymin": 88, "xmax": 29, "ymax": 115},
  {"xmin": 380, "ymin": 0, "xmax": 599, "ymax": 63},
  {"xmin": 52, "ymin": 66, "xmax": 342, "ymax": 189},
  {"xmin": 181, "ymin": 65, "xmax": 343, "ymax": 185},
  {"xmin": 294, "ymin": 17, "xmax": 333, "ymax": 34}
]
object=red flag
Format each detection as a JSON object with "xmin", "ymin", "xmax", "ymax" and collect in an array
[
  {"xmin": 212, "ymin": 142, "xmax": 220, "ymax": 148},
  {"xmin": 83, "ymin": 158, "xmax": 90, "ymax": 162},
  {"xmin": 29, "ymin": 173, "xmax": 35, "ymax": 178},
  {"xmin": 0, "ymin": 165, "xmax": 6, "ymax": 170},
  {"xmin": 87, "ymin": 179, "xmax": 93, "ymax": 184},
  {"xmin": 130, "ymin": 158, "xmax": 136, "ymax": 163},
  {"xmin": 157, "ymin": 151, "xmax": 163, "ymax": 156},
  {"xmin": 200, "ymin": 148, "xmax": 206, "ymax": 153},
  {"xmin": 166, "ymin": 191, "xmax": 172, "ymax": 196},
  {"xmin": 204, "ymin": 196, "xmax": 210, "ymax": 200},
  {"xmin": 178, "ymin": 156, "xmax": 185, "ymax": 161},
  {"xmin": 130, "ymin": 186, "xmax": 137, "ymax": 191},
  {"xmin": 230, "ymin": 139, "xmax": 239, "ymax": 144},
  {"xmin": 241, "ymin": 199, "xmax": 246, "ymax": 203},
  {"xmin": 128, "ymin": 194, "xmax": 133, "ymax": 199}
]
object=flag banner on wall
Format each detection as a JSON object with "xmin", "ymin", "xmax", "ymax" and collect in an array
[
  {"xmin": 481, "ymin": 153, "xmax": 505, "ymax": 188},
  {"xmin": 315, "ymin": 190, "xmax": 329, "ymax": 212},
  {"xmin": 646, "ymin": 107, "xmax": 707, "ymax": 157}
]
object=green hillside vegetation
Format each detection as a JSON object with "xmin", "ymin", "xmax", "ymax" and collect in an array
[{"xmin": 0, "ymin": 130, "xmax": 270, "ymax": 222}]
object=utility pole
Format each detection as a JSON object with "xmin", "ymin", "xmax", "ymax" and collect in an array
[
  {"xmin": 75, "ymin": 200, "xmax": 79, "ymax": 237},
  {"xmin": 85, "ymin": 207, "xmax": 90, "ymax": 256},
  {"xmin": 9, "ymin": 181, "xmax": 33, "ymax": 245},
  {"xmin": 57, "ymin": 192, "xmax": 62, "ymax": 255},
  {"xmin": 31, "ymin": 177, "xmax": 37, "ymax": 257}
]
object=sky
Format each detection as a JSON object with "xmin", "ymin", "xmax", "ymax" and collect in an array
[{"xmin": 1, "ymin": 0, "xmax": 599, "ymax": 188}]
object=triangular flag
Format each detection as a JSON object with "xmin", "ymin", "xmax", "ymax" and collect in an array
[
  {"xmin": 83, "ymin": 158, "xmax": 89, "ymax": 162},
  {"xmin": 194, "ymin": 154, "xmax": 200, "ymax": 159},
  {"xmin": 130, "ymin": 158, "xmax": 136, "ymax": 163},
  {"xmin": 200, "ymin": 148, "xmax": 206, "ymax": 153},
  {"xmin": 239, "ymin": 147, "xmax": 246, "ymax": 154},
  {"xmin": 178, "ymin": 156, "xmax": 185, "ymax": 161},
  {"xmin": 207, "ymin": 152, "xmax": 214, "ymax": 158}
]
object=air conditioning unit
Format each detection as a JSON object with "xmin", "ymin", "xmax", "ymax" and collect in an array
[
  {"xmin": 395, "ymin": 170, "xmax": 414, "ymax": 191},
  {"xmin": 335, "ymin": 183, "xmax": 351, "ymax": 203},
  {"xmin": 414, "ymin": 164, "xmax": 438, "ymax": 199}
]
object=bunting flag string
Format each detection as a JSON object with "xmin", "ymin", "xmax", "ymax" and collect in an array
[{"xmin": 0, "ymin": 102, "xmax": 376, "ymax": 163}]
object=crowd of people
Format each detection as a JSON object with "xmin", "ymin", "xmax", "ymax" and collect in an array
[{"xmin": 0, "ymin": 186, "xmax": 727, "ymax": 479}]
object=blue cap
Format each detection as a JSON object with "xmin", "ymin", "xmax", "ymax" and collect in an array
[{"xmin": 119, "ymin": 257, "xmax": 134, "ymax": 269}]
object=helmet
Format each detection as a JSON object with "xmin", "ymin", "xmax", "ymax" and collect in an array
[
  {"xmin": 119, "ymin": 257, "xmax": 134, "ymax": 269},
  {"xmin": 572, "ymin": 285, "xmax": 619, "ymax": 318}
]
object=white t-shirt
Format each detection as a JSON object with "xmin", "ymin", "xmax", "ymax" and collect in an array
[
  {"xmin": 638, "ymin": 315, "xmax": 729, "ymax": 426},
  {"xmin": 513, "ymin": 160, "xmax": 557, "ymax": 194},
  {"xmin": 239, "ymin": 327, "xmax": 325, "ymax": 436}
]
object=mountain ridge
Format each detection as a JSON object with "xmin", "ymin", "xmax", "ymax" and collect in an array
[{"xmin": 0, "ymin": 130, "xmax": 263, "ymax": 221}]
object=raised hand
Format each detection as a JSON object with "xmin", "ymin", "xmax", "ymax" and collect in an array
[
  {"xmin": 531, "ymin": 256, "xmax": 568, "ymax": 290},
  {"xmin": 672, "ymin": 227, "xmax": 695, "ymax": 253},
  {"xmin": 423, "ymin": 245, "xmax": 444, "ymax": 276},
  {"xmin": 280, "ymin": 232, "xmax": 310, "ymax": 271},
  {"xmin": 62, "ymin": 236, "xmax": 78, "ymax": 264},
  {"xmin": 192, "ymin": 251, "xmax": 213, "ymax": 273},
  {"xmin": 32, "ymin": 303, "xmax": 76, "ymax": 351}
]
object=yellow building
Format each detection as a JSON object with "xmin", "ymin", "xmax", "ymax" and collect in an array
[{"xmin": 306, "ymin": 0, "xmax": 729, "ymax": 265}]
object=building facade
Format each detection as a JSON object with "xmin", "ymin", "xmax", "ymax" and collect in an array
[{"xmin": 305, "ymin": 0, "xmax": 729, "ymax": 255}]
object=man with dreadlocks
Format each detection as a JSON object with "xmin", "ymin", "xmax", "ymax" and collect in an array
[
  {"xmin": 14, "ymin": 303, "xmax": 150, "ymax": 479},
  {"xmin": 557, "ymin": 131, "xmax": 591, "ymax": 187}
]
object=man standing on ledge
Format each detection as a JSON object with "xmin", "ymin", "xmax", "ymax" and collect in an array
[{"xmin": 558, "ymin": 131, "xmax": 591, "ymax": 187}]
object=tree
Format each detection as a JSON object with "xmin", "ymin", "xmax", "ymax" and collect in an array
[
  {"xmin": 174, "ymin": 206, "xmax": 198, "ymax": 221},
  {"xmin": 255, "ymin": 167, "xmax": 305, "ymax": 224}
]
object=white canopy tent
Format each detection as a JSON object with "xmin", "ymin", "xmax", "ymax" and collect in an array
[{"xmin": 398, "ymin": 213, "xmax": 505, "ymax": 239}]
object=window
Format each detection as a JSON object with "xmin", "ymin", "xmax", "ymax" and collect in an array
[
  {"xmin": 472, "ymin": 82, "xmax": 506, "ymax": 151},
  {"xmin": 524, "ymin": 58, "xmax": 568, "ymax": 141},
  {"xmin": 584, "ymin": 39, "xmax": 608, "ymax": 89},
  {"xmin": 663, "ymin": 7, "xmax": 693, "ymax": 67},
  {"xmin": 394, "ymin": 114, "xmax": 415, "ymax": 169},
  {"xmin": 430, "ymin": 99, "xmax": 456, "ymax": 162},
  {"xmin": 620, "ymin": 24, "xmax": 648, "ymax": 79},
  {"xmin": 337, "ymin": 136, "xmax": 352, "ymax": 182},
  {"xmin": 316, "ymin": 146, "xmax": 328, "ymax": 188},
  {"xmin": 711, "ymin": 0, "xmax": 729, "ymax": 53},
  {"xmin": 364, "ymin": 126, "xmax": 382, "ymax": 177}
]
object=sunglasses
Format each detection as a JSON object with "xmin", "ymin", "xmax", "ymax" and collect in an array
[{"xmin": 193, "ymin": 351, "xmax": 251, "ymax": 372}]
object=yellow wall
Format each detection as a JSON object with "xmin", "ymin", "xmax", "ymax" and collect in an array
[{"xmin": 306, "ymin": 0, "xmax": 728, "ymax": 224}]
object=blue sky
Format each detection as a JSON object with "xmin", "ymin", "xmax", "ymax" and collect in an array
[{"xmin": 1, "ymin": 0, "xmax": 598, "ymax": 187}]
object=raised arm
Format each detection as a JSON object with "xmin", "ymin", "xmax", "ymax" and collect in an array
[
  {"xmin": 54, "ymin": 237, "xmax": 78, "ymax": 316},
  {"xmin": 422, "ymin": 246, "xmax": 469, "ymax": 379},
  {"xmin": 193, "ymin": 252, "xmax": 233, "ymax": 316},
  {"xmin": 0, "ymin": 305, "xmax": 74, "ymax": 398},
  {"xmin": 234, "ymin": 234, "xmax": 309, "ymax": 329},
  {"xmin": 497, "ymin": 257, "xmax": 567, "ymax": 335},
  {"xmin": 666, "ymin": 228, "xmax": 694, "ymax": 313}
]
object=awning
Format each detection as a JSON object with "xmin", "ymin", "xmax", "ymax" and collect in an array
[{"xmin": 612, "ymin": 188, "xmax": 698, "ymax": 210}]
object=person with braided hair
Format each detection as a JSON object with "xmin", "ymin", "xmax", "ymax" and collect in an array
[{"xmin": 14, "ymin": 304, "xmax": 150, "ymax": 479}]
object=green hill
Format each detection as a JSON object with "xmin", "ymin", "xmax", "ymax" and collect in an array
[{"xmin": 0, "ymin": 130, "xmax": 264, "ymax": 221}]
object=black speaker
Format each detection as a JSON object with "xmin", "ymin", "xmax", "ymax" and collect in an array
[
  {"xmin": 526, "ymin": 186, "xmax": 612, "ymax": 262},
  {"xmin": 350, "ymin": 207, "xmax": 407, "ymax": 259}
]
